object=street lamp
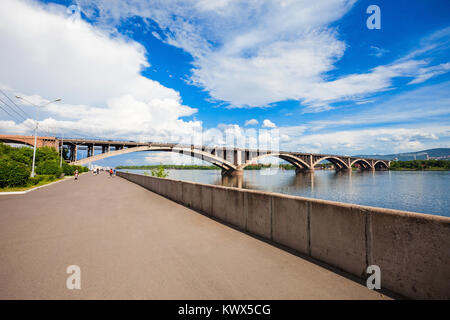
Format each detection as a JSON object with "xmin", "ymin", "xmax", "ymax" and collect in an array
[{"xmin": 15, "ymin": 96, "xmax": 62, "ymax": 177}]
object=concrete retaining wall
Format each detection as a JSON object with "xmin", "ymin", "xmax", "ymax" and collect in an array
[{"xmin": 117, "ymin": 171, "xmax": 450, "ymax": 299}]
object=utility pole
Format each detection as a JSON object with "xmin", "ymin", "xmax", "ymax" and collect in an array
[
  {"xmin": 15, "ymin": 96, "xmax": 62, "ymax": 177},
  {"xmin": 31, "ymin": 121, "xmax": 38, "ymax": 177},
  {"xmin": 60, "ymin": 133, "xmax": 64, "ymax": 168}
]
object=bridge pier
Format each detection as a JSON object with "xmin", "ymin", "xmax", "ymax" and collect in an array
[
  {"xmin": 70, "ymin": 145, "xmax": 78, "ymax": 162},
  {"xmin": 336, "ymin": 167, "xmax": 351, "ymax": 172},
  {"xmin": 221, "ymin": 168, "xmax": 243, "ymax": 176},
  {"xmin": 87, "ymin": 144, "xmax": 94, "ymax": 157},
  {"xmin": 295, "ymin": 168, "xmax": 314, "ymax": 174}
]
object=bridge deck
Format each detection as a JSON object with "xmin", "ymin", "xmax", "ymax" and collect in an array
[{"xmin": 0, "ymin": 173, "xmax": 390, "ymax": 299}]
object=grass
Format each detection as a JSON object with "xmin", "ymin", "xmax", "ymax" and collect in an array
[{"xmin": 0, "ymin": 177, "xmax": 65, "ymax": 192}]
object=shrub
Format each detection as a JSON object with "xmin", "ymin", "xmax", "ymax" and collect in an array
[
  {"xmin": 76, "ymin": 165, "xmax": 89, "ymax": 173},
  {"xmin": 29, "ymin": 176, "xmax": 43, "ymax": 185},
  {"xmin": 41, "ymin": 174, "xmax": 56, "ymax": 182},
  {"xmin": 10, "ymin": 147, "xmax": 33, "ymax": 166},
  {"xmin": 35, "ymin": 146, "xmax": 59, "ymax": 164},
  {"xmin": 62, "ymin": 162, "xmax": 75, "ymax": 176},
  {"xmin": 151, "ymin": 165, "xmax": 169, "ymax": 178},
  {"xmin": 0, "ymin": 159, "xmax": 30, "ymax": 187},
  {"xmin": 36, "ymin": 160, "xmax": 62, "ymax": 177}
]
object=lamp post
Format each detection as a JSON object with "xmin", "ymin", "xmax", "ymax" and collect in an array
[
  {"xmin": 15, "ymin": 96, "xmax": 62, "ymax": 177},
  {"xmin": 60, "ymin": 133, "xmax": 64, "ymax": 168}
]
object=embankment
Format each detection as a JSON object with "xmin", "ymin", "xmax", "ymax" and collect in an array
[{"xmin": 117, "ymin": 171, "xmax": 450, "ymax": 299}]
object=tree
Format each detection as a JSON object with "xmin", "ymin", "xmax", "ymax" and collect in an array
[{"xmin": 151, "ymin": 165, "xmax": 169, "ymax": 178}]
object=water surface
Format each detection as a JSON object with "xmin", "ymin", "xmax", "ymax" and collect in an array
[{"xmin": 124, "ymin": 169, "xmax": 450, "ymax": 217}]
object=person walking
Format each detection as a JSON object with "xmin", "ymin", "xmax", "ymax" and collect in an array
[
  {"xmin": 109, "ymin": 168, "xmax": 113, "ymax": 177},
  {"xmin": 74, "ymin": 169, "xmax": 79, "ymax": 181}
]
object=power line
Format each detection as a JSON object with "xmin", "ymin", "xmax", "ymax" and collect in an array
[
  {"xmin": 0, "ymin": 98, "xmax": 40, "ymax": 134},
  {"xmin": 0, "ymin": 89, "xmax": 32, "ymax": 119},
  {"xmin": 0, "ymin": 97, "xmax": 27, "ymax": 122},
  {"xmin": 0, "ymin": 101, "xmax": 23, "ymax": 123}
]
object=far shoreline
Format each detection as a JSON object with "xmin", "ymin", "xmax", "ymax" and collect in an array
[{"xmin": 116, "ymin": 165, "xmax": 449, "ymax": 171}]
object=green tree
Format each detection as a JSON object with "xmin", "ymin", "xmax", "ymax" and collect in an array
[{"xmin": 0, "ymin": 159, "xmax": 30, "ymax": 187}]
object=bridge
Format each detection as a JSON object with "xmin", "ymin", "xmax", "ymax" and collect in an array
[{"xmin": 0, "ymin": 134, "xmax": 390, "ymax": 175}]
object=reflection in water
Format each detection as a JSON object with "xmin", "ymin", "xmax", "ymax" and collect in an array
[
  {"xmin": 124, "ymin": 168, "xmax": 450, "ymax": 217},
  {"xmin": 220, "ymin": 174, "xmax": 243, "ymax": 188}
]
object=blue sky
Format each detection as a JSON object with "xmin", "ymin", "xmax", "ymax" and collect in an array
[{"xmin": 0, "ymin": 0, "xmax": 449, "ymax": 166}]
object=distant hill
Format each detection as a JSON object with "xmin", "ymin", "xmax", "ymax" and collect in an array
[{"xmin": 354, "ymin": 148, "xmax": 450, "ymax": 161}]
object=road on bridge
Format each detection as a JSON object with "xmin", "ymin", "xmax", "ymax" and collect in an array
[{"xmin": 0, "ymin": 173, "xmax": 390, "ymax": 299}]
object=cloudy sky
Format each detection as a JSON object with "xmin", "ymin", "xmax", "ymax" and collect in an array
[{"xmin": 0, "ymin": 0, "xmax": 449, "ymax": 165}]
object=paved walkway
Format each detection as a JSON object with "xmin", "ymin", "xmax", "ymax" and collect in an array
[{"xmin": 0, "ymin": 172, "xmax": 390, "ymax": 299}]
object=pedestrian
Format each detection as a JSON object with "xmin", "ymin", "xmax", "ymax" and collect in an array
[
  {"xmin": 74, "ymin": 169, "xmax": 79, "ymax": 181},
  {"xmin": 113, "ymin": 168, "xmax": 116, "ymax": 177},
  {"xmin": 109, "ymin": 168, "xmax": 113, "ymax": 177}
]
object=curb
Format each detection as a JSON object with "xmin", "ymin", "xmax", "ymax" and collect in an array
[{"xmin": 0, "ymin": 172, "xmax": 88, "ymax": 195}]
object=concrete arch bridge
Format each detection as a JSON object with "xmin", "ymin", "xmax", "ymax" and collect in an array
[{"xmin": 0, "ymin": 135, "xmax": 390, "ymax": 176}]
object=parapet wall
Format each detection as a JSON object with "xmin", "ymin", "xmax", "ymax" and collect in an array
[{"xmin": 117, "ymin": 171, "xmax": 450, "ymax": 299}]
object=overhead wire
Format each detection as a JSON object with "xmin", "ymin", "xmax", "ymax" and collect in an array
[
  {"xmin": 0, "ymin": 89, "xmax": 110, "ymax": 142},
  {"xmin": 0, "ymin": 97, "xmax": 28, "ymax": 122},
  {"xmin": 0, "ymin": 100, "xmax": 24, "ymax": 123},
  {"xmin": 0, "ymin": 89, "xmax": 32, "ymax": 119}
]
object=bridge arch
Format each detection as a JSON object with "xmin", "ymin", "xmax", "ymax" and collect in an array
[
  {"xmin": 374, "ymin": 160, "xmax": 389, "ymax": 170},
  {"xmin": 71, "ymin": 146, "xmax": 237, "ymax": 171},
  {"xmin": 350, "ymin": 158, "xmax": 373, "ymax": 169},
  {"xmin": 0, "ymin": 137, "xmax": 34, "ymax": 147},
  {"xmin": 0, "ymin": 135, "xmax": 59, "ymax": 149},
  {"xmin": 313, "ymin": 156, "xmax": 349, "ymax": 170},
  {"xmin": 241, "ymin": 153, "xmax": 311, "ymax": 170}
]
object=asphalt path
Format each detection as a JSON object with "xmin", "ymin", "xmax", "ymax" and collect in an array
[{"xmin": 0, "ymin": 172, "xmax": 390, "ymax": 299}]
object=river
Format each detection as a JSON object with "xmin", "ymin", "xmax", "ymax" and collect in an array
[{"xmin": 123, "ymin": 169, "xmax": 450, "ymax": 217}]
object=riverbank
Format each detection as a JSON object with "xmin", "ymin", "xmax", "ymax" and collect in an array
[
  {"xmin": 389, "ymin": 159, "xmax": 450, "ymax": 171},
  {"xmin": 0, "ymin": 176, "xmax": 63, "ymax": 192},
  {"xmin": 117, "ymin": 160, "xmax": 450, "ymax": 171}
]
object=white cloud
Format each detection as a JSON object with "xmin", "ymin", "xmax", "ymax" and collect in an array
[
  {"xmin": 77, "ymin": 1, "xmax": 450, "ymax": 111},
  {"xmin": 0, "ymin": 0, "xmax": 199, "ymax": 141},
  {"xmin": 144, "ymin": 152, "xmax": 206, "ymax": 165},
  {"xmin": 307, "ymin": 81, "xmax": 450, "ymax": 129},
  {"xmin": 369, "ymin": 46, "xmax": 389, "ymax": 58},
  {"xmin": 76, "ymin": 0, "xmax": 353, "ymax": 108},
  {"xmin": 278, "ymin": 125, "xmax": 449, "ymax": 155},
  {"xmin": 408, "ymin": 63, "xmax": 450, "ymax": 84},
  {"xmin": 262, "ymin": 119, "xmax": 276, "ymax": 128},
  {"xmin": 151, "ymin": 31, "xmax": 162, "ymax": 40},
  {"xmin": 280, "ymin": 134, "xmax": 290, "ymax": 142},
  {"xmin": 244, "ymin": 119, "xmax": 258, "ymax": 126}
]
